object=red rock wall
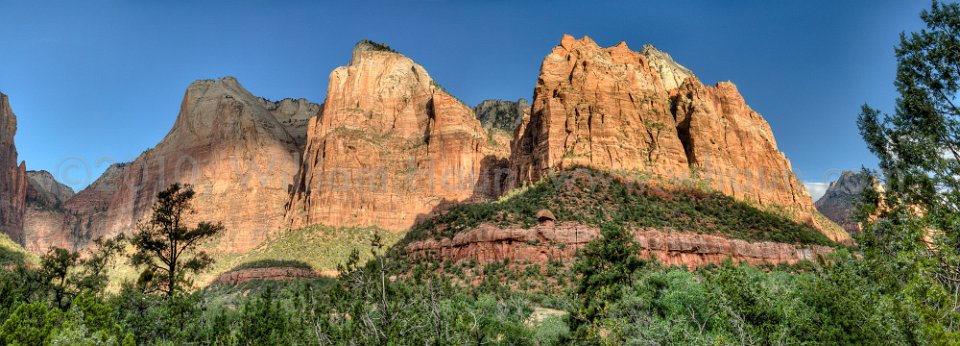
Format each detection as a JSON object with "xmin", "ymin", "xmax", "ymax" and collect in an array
[
  {"xmin": 405, "ymin": 222, "xmax": 834, "ymax": 268},
  {"xmin": 286, "ymin": 42, "xmax": 509, "ymax": 232},
  {"xmin": 509, "ymin": 35, "xmax": 842, "ymax": 242},
  {"xmin": 0, "ymin": 93, "xmax": 28, "ymax": 245},
  {"xmin": 26, "ymin": 78, "xmax": 314, "ymax": 254}
]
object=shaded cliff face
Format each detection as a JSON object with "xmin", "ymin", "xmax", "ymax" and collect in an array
[
  {"xmin": 286, "ymin": 41, "xmax": 509, "ymax": 232},
  {"xmin": 25, "ymin": 170, "xmax": 75, "ymax": 209},
  {"xmin": 0, "ymin": 93, "xmax": 28, "ymax": 245},
  {"xmin": 26, "ymin": 78, "xmax": 314, "ymax": 254},
  {"xmin": 474, "ymin": 99, "xmax": 529, "ymax": 134},
  {"xmin": 815, "ymin": 171, "xmax": 875, "ymax": 235},
  {"xmin": 510, "ymin": 35, "xmax": 830, "ymax": 239}
]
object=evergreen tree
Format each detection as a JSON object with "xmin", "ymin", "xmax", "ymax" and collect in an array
[
  {"xmin": 858, "ymin": 0, "xmax": 960, "ymax": 341},
  {"xmin": 568, "ymin": 222, "xmax": 644, "ymax": 341},
  {"xmin": 129, "ymin": 183, "xmax": 224, "ymax": 297}
]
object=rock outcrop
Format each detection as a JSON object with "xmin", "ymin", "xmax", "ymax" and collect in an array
[
  {"xmin": 474, "ymin": 99, "xmax": 529, "ymax": 134},
  {"xmin": 25, "ymin": 170, "xmax": 74, "ymax": 209},
  {"xmin": 286, "ymin": 41, "xmax": 509, "ymax": 232},
  {"xmin": 0, "ymin": 93, "xmax": 28, "ymax": 245},
  {"xmin": 509, "ymin": 35, "xmax": 830, "ymax": 239},
  {"xmin": 213, "ymin": 266, "xmax": 318, "ymax": 286},
  {"xmin": 816, "ymin": 171, "xmax": 876, "ymax": 235},
  {"xmin": 406, "ymin": 222, "xmax": 834, "ymax": 268},
  {"xmin": 25, "ymin": 78, "xmax": 316, "ymax": 254}
]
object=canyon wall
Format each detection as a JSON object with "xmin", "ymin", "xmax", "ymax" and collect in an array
[
  {"xmin": 509, "ymin": 35, "xmax": 831, "ymax": 239},
  {"xmin": 0, "ymin": 93, "xmax": 28, "ymax": 245},
  {"xmin": 286, "ymin": 41, "xmax": 509, "ymax": 232},
  {"xmin": 23, "ymin": 78, "xmax": 318, "ymax": 253}
]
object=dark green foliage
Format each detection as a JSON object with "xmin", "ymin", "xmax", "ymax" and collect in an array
[
  {"xmin": 130, "ymin": 183, "xmax": 225, "ymax": 297},
  {"xmin": 858, "ymin": 0, "xmax": 960, "ymax": 342},
  {"xmin": 404, "ymin": 167, "xmax": 835, "ymax": 247},
  {"xmin": 228, "ymin": 259, "xmax": 312, "ymax": 272},
  {"xmin": 569, "ymin": 223, "xmax": 644, "ymax": 340},
  {"xmin": 0, "ymin": 302, "xmax": 62, "ymax": 346},
  {"xmin": 356, "ymin": 39, "xmax": 396, "ymax": 52}
]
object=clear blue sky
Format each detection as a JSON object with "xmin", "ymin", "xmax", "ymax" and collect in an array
[{"xmin": 0, "ymin": 1, "xmax": 929, "ymax": 198}]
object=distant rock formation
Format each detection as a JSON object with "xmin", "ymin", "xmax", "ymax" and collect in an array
[
  {"xmin": 474, "ymin": 99, "xmax": 529, "ymax": 134},
  {"xmin": 23, "ymin": 77, "xmax": 319, "ymax": 254},
  {"xmin": 25, "ymin": 170, "xmax": 74, "ymax": 209},
  {"xmin": 509, "ymin": 35, "xmax": 836, "ymax": 241},
  {"xmin": 0, "ymin": 93, "xmax": 28, "ymax": 245},
  {"xmin": 286, "ymin": 41, "xmax": 509, "ymax": 232},
  {"xmin": 815, "ymin": 171, "xmax": 877, "ymax": 235}
]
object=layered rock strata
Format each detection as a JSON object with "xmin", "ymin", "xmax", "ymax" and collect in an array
[
  {"xmin": 25, "ymin": 78, "xmax": 318, "ymax": 253},
  {"xmin": 405, "ymin": 222, "xmax": 834, "ymax": 268},
  {"xmin": 213, "ymin": 266, "xmax": 318, "ymax": 286},
  {"xmin": 509, "ymin": 35, "xmax": 833, "ymax": 240},
  {"xmin": 286, "ymin": 41, "xmax": 509, "ymax": 232}
]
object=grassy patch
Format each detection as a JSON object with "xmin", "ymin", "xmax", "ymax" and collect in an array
[
  {"xmin": 403, "ymin": 167, "xmax": 836, "ymax": 247},
  {"xmin": 207, "ymin": 224, "xmax": 404, "ymax": 281},
  {"xmin": 0, "ymin": 233, "xmax": 37, "ymax": 267}
]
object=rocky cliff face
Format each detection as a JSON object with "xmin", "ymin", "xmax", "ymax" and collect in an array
[
  {"xmin": 474, "ymin": 99, "xmax": 529, "ymax": 134},
  {"xmin": 509, "ymin": 35, "xmax": 827, "ymax": 238},
  {"xmin": 815, "ymin": 171, "xmax": 875, "ymax": 235},
  {"xmin": 406, "ymin": 222, "xmax": 835, "ymax": 268},
  {"xmin": 25, "ymin": 170, "xmax": 74, "ymax": 209},
  {"xmin": 286, "ymin": 41, "xmax": 509, "ymax": 232},
  {"xmin": 0, "ymin": 93, "xmax": 28, "ymax": 245},
  {"xmin": 25, "ymin": 78, "xmax": 315, "ymax": 254}
]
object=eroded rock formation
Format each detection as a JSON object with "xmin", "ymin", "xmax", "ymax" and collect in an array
[
  {"xmin": 816, "ymin": 171, "xmax": 877, "ymax": 235},
  {"xmin": 0, "ymin": 93, "xmax": 28, "ymax": 245},
  {"xmin": 474, "ymin": 99, "xmax": 529, "ymax": 134},
  {"xmin": 25, "ymin": 170, "xmax": 74, "ymax": 209},
  {"xmin": 24, "ymin": 77, "xmax": 317, "ymax": 254},
  {"xmin": 510, "ymin": 35, "xmax": 831, "ymax": 239},
  {"xmin": 213, "ymin": 266, "xmax": 318, "ymax": 286},
  {"xmin": 405, "ymin": 222, "xmax": 834, "ymax": 268},
  {"xmin": 286, "ymin": 41, "xmax": 509, "ymax": 232}
]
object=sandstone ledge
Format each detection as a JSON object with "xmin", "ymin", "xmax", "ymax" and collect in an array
[
  {"xmin": 213, "ymin": 267, "xmax": 319, "ymax": 286},
  {"xmin": 405, "ymin": 222, "xmax": 834, "ymax": 268}
]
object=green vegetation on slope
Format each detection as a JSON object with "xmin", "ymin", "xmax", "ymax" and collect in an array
[
  {"xmin": 405, "ymin": 167, "xmax": 836, "ymax": 247},
  {"xmin": 210, "ymin": 224, "xmax": 404, "ymax": 277},
  {"xmin": 0, "ymin": 232, "xmax": 37, "ymax": 267}
]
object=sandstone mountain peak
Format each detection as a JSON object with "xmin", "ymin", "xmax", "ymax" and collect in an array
[
  {"xmin": 642, "ymin": 44, "xmax": 695, "ymax": 91},
  {"xmin": 22, "ymin": 77, "xmax": 319, "ymax": 254},
  {"xmin": 287, "ymin": 41, "xmax": 508, "ymax": 232},
  {"xmin": 510, "ymin": 34, "xmax": 843, "ymax": 242},
  {"xmin": 25, "ymin": 170, "xmax": 75, "ymax": 207},
  {"xmin": 815, "ymin": 171, "xmax": 879, "ymax": 235},
  {"xmin": 351, "ymin": 39, "xmax": 402, "ymax": 66}
]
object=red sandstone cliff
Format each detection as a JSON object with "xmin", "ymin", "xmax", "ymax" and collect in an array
[
  {"xmin": 286, "ymin": 40, "xmax": 509, "ymax": 232},
  {"xmin": 0, "ymin": 93, "xmax": 28, "ymax": 245},
  {"xmin": 24, "ymin": 78, "xmax": 318, "ymax": 254},
  {"xmin": 509, "ymin": 35, "xmax": 840, "ymax": 241}
]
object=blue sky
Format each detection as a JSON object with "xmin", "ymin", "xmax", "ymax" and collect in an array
[{"xmin": 0, "ymin": 1, "xmax": 929, "ymax": 199}]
